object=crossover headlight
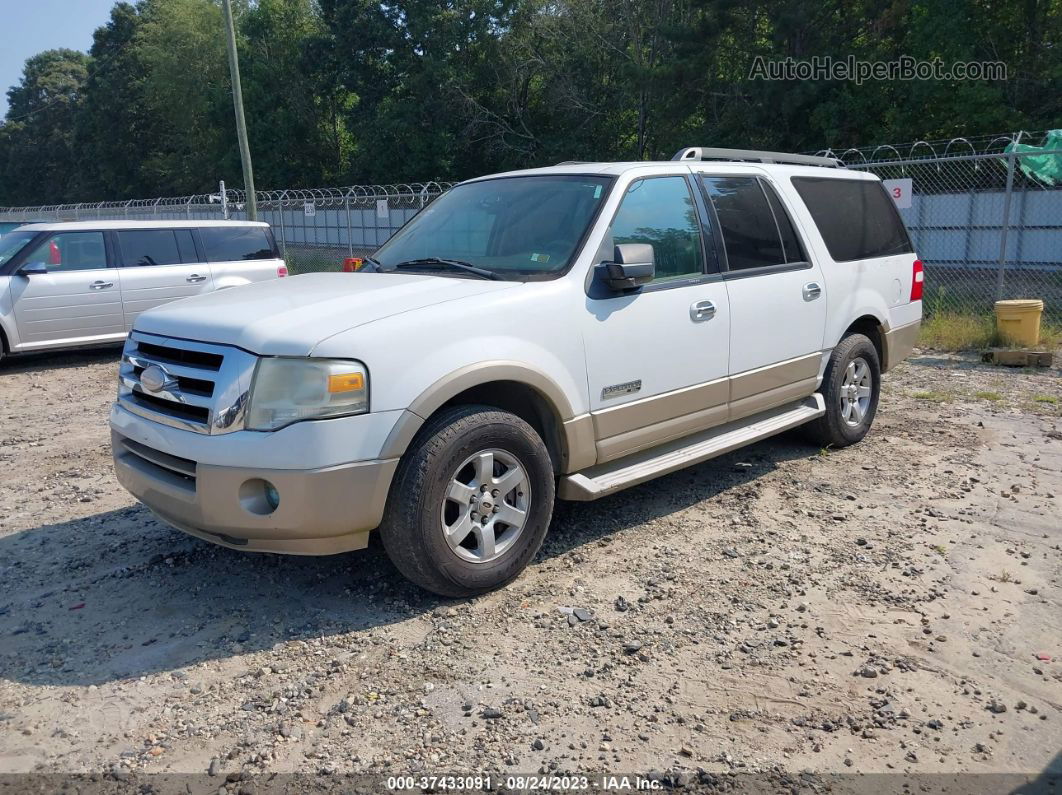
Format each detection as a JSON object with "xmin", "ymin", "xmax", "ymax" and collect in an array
[{"xmin": 246, "ymin": 358, "xmax": 369, "ymax": 431}]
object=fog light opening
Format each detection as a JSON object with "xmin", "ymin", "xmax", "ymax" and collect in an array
[{"xmin": 239, "ymin": 478, "xmax": 280, "ymax": 516}]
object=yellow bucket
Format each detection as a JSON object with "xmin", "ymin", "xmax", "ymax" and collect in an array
[{"xmin": 994, "ymin": 299, "xmax": 1044, "ymax": 347}]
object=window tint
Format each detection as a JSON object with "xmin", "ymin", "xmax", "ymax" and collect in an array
[
  {"xmin": 608, "ymin": 177, "xmax": 703, "ymax": 282},
  {"xmin": 762, "ymin": 181, "xmax": 807, "ymax": 263},
  {"xmin": 200, "ymin": 226, "xmax": 275, "ymax": 262},
  {"xmin": 791, "ymin": 177, "xmax": 913, "ymax": 262},
  {"xmin": 22, "ymin": 232, "xmax": 107, "ymax": 271},
  {"xmin": 118, "ymin": 230, "xmax": 182, "ymax": 267},
  {"xmin": 175, "ymin": 229, "xmax": 197, "ymax": 263},
  {"xmin": 702, "ymin": 176, "xmax": 790, "ymax": 271}
]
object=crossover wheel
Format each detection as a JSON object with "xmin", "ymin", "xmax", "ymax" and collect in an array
[
  {"xmin": 803, "ymin": 333, "xmax": 881, "ymax": 448},
  {"xmin": 380, "ymin": 405, "xmax": 555, "ymax": 597}
]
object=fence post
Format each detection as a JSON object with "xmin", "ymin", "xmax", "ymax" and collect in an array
[
  {"xmin": 994, "ymin": 151, "xmax": 1016, "ymax": 301},
  {"xmin": 345, "ymin": 193, "xmax": 353, "ymax": 257}
]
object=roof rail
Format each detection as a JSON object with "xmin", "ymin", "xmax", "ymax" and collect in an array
[
  {"xmin": 555, "ymin": 160, "xmax": 591, "ymax": 166},
  {"xmin": 671, "ymin": 147, "xmax": 841, "ymax": 168}
]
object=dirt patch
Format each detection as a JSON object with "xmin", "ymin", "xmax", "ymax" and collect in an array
[{"xmin": 0, "ymin": 347, "xmax": 1060, "ymax": 785}]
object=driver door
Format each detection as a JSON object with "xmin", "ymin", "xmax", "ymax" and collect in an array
[
  {"xmin": 581, "ymin": 174, "xmax": 731, "ymax": 464},
  {"xmin": 9, "ymin": 230, "xmax": 126, "ymax": 350}
]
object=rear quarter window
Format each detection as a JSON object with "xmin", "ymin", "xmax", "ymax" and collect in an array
[
  {"xmin": 199, "ymin": 226, "xmax": 276, "ymax": 262},
  {"xmin": 791, "ymin": 177, "xmax": 913, "ymax": 262}
]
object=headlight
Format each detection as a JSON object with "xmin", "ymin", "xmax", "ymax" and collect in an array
[{"xmin": 246, "ymin": 358, "xmax": 369, "ymax": 431}]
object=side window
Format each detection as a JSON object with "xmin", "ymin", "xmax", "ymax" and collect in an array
[
  {"xmin": 761, "ymin": 181, "xmax": 807, "ymax": 263},
  {"xmin": 200, "ymin": 226, "xmax": 274, "ymax": 262},
  {"xmin": 118, "ymin": 230, "xmax": 182, "ymax": 267},
  {"xmin": 175, "ymin": 229, "xmax": 198, "ymax": 263},
  {"xmin": 702, "ymin": 176, "xmax": 796, "ymax": 271},
  {"xmin": 608, "ymin": 177, "xmax": 704, "ymax": 283},
  {"xmin": 791, "ymin": 176, "xmax": 913, "ymax": 262},
  {"xmin": 22, "ymin": 232, "xmax": 107, "ymax": 271}
]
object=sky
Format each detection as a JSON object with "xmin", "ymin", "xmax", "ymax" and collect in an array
[{"xmin": 0, "ymin": 0, "xmax": 117, "ymax": 118}]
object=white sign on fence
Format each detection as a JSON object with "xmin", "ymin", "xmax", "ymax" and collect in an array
[
  {"xmin": 882, "ymin": 178, "xmax": 913, "ymax": 209},
  {"xmin": 376, "ymin": 199, "xmax": 389, "ymax": 219},
  {"xmin": 303, "ymin": 202, "xmax": 316, "ymax": 217}
]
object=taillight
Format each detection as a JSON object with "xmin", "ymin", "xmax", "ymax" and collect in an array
[
  {"xmin": 277, "ymin": 265, "xmax": 288, "ymax": 278},
  {"xmin": 910, "ymin": 259, "xmax": 923, "ymax": 301}
]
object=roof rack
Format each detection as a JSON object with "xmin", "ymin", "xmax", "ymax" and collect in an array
[
  {"xmin": 671, "ymin": 147, "xmax": 840, "ymax": 168},
  {"xmin": 555, "ymin": 160, "xmax": 591, "ymax": 166}
]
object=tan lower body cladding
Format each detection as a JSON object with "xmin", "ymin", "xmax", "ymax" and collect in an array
[{"xmin": 591, "ymin": 353, "xmax": 821, "ymax": 463}]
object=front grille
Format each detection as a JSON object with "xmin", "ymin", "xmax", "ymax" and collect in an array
[
  {"xmin": 136, "ymin": 341, "xmax": 223, "ymax": 371},
  {"xmin": 129, "ymin": 390, "xmax": 211, "ymax": 423},
  {"xmin": 117, "ymin": 332, "xmax": 258, "ymax": 434}
]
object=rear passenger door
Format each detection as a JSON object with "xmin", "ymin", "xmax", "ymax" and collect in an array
[
  {"xmin": 115, "ymin": 228, "xmax": 213, "ymax": 330},
  {"xmin": 699, "ymin": 174, "xmax": 827, "ymax": 420}
]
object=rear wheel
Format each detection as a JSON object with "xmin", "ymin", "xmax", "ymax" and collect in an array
[
  {"xmin": 803, "ymin": 333, "xmax": 881, "ymax": 448},
  {"xmin": 380, "ymin": 405, "xmax": 555, "ymax": 597}
]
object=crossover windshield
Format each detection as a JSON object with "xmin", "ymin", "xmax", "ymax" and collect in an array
[
  {"xmin": 0, "ymin": 231, "xmax": 36, "ymax": 267},
  {"xmin": 371, "ymin": 175, "xmax": 614, "ymax": 279}
]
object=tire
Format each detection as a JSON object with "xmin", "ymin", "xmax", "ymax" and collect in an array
[
  {"xmin": 803, "ymin": 333, "xmax": 881, "ymax": 448},
  {"xmin": 380, "ymin": 405, "xmax": 555, "ymax": 598}
]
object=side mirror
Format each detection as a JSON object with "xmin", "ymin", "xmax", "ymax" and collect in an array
[
  {"xmin": 18, "ymin": 261, "xmax": 48, "ymax": 276},
  {"xmin": 604, "ymin": 243, "xmax": 654, "ymax": 291}
]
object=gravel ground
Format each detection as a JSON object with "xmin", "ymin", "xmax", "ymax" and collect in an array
[{"xmin": 0, "ymin": 345, "xmax": 1060, "ymax": 791}]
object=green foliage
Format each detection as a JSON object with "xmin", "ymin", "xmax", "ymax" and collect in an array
[{"xmin": 1, "ymin": 0, "xmax": 1061, "ymax": 203}]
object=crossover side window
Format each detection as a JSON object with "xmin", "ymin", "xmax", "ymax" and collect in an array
[
  {"xmin": 117, "ymin": 230, "xmax": 195, "ymax": 267},
  {"xmin": 702, "ymin": 176, "xmax": 806, "ymax": 272},
  {"xmin": 791, "ymin": 176, "xmax": 913, "ymax": 262},
  {"xmin": 607, "ymin": 176, "xmax": 704, "ymax": 283},
  {"xmin": 21, "ymin": 231, "xmax": 107, "ymax": 271},
  {"xmin": 200, "ymin": 226, "xmax": 275, "ymax": 262}
]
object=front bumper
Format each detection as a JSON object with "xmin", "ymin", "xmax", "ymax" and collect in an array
[{"xmin": 112, "ymin": 429, "xmax": 398, "ymax": 555}]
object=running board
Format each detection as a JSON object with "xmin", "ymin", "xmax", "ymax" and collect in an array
[{"xmin": 558, "ymin": 394, "xmax": 824, "ymax": 501}]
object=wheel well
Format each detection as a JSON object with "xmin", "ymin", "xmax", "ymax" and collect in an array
[
  {"xmin": 844, "ymin": 316, "xmax": 885, "ymax": 367},
  {"xmin": 0, "ymin": 324, "xmax": 7, "ymax": 355},
  {"xmin": 439, "ymin": 380, "xmax": 566, "ymax": 473}
]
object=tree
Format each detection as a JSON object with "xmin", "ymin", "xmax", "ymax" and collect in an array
[{"xmin": 0, "ymin": 49, "xmax": 90, "ymax": 205}]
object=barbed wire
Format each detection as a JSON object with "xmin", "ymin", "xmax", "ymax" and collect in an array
[
  {"xmin": 0, "ymin": 182, "xmax": 457, "ymax": 217},
  {"xmin": 812, "ymin": 130, "xmax": 1057, "ymax": 165}
]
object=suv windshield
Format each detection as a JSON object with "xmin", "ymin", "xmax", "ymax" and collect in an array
[
  {"xmin": 372, "ymin": 175, "xmax": 614, "ymax": 279},
  {"xmin": 0, "ymin": 230, "xmax": 37, "ymax": 267}
]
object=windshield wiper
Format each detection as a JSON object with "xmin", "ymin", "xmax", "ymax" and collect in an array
[{"xmin": 385, "ymin": 257, "xmax": 500, "ymax": 280}]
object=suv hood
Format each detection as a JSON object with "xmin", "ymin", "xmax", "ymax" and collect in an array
[{"xmin": 133, "ymin": 272, "xmax": 518, "ymax": 355}]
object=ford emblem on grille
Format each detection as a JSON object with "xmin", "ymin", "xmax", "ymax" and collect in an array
[{"xmin": 139, "ymin": 365, "xmax": 173, "ymax": 394}]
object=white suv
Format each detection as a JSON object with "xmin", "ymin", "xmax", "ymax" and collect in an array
[
  {"xmin": 110, "ymin": 149, "xmax": 922, "ymax": 597},
  {"xmin": 0, "ymin": 220, "xmax": 285, "ymax": 360}
]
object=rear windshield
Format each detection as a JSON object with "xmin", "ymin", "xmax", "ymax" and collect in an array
[
  {"xmin": 791, "ymin": 177, "xmax": 913, "ymax": 262},
  {"xmin": 200, "ymin": 226, "xmax": 276, "ymax": 262},
  {"xmin": 0, "ymin": 230, "xmax": 37, "ymax": 266}
]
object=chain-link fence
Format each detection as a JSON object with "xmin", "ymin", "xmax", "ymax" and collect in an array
[
  {"xmin": 0, "ymin": 183, "xmax": 455, "ymax": 275},
  {"xmin": 3, "ymin": 134, "xmax": 1060, "ymax": 317},
  {"xmin": 819, "ymin": 134, "xmax": 1062, "ymax": 319}
]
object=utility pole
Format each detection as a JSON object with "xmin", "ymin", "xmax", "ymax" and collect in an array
[{"xmin": 221, "ymin": 0, "xmax": 257, "ymax": 220}]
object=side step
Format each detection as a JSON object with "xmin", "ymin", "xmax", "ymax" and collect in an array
[{"xmin": 558, "ymin": 394, "xmax": 825, "ymax": 501}]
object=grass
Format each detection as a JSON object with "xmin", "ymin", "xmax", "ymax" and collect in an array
[
  {"xmin": 919, "ymin": 311, "xmax": 1062, "ymax": 352},
  {"xmin": 912, "ymin": 390, "xmax": 952, "ymax": 402},
  {"xmin": 1034, "ymin": 394, "xmax": 1059, "ymax": 404},
  {"xmin": 974, "ymin": 390, "xmax": 1004, "ymax": 401}
]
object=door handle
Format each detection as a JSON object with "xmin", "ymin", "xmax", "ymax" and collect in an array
[
  {"xmin": 89, "ymin": 281, "xmax": 114, "ymax": 290},
  {"xmin": 186, "ymin": 274, "xmax": 207, "ymax": 283},
  {"xmin": 802, "ymin": 282, "xmax": 822, "ymax": 301},
  {"xmin": 690, "ymin": 299, "xmax": 716, "ymax": 321}
]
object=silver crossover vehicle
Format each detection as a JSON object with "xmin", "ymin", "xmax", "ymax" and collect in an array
[{"xmin": 0, "ymin": 220, "xmax": 286, "ymax": 362}]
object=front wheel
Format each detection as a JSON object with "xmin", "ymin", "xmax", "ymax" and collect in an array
[
  {"xmin": 803, "ymin": 333, "xmax": 881, "ymax": 448},
  {"xmin": 380, "ymin": 405, "xmax": 555, "ymax": 597}
]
